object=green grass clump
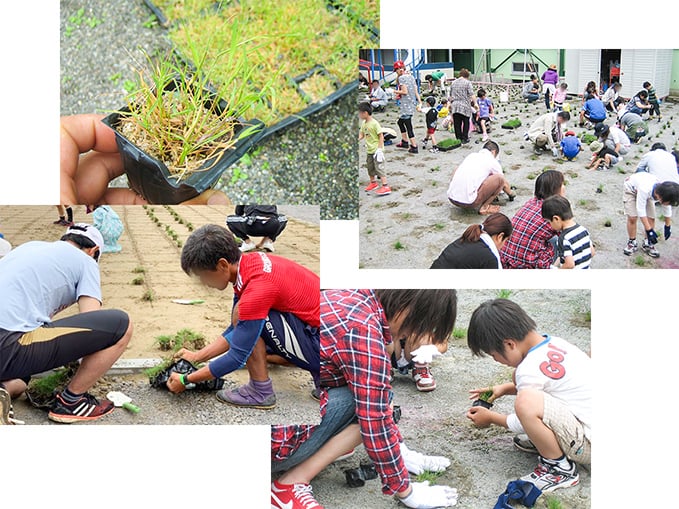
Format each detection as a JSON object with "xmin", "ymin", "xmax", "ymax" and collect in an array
[
  {"xmin": 394, "ymin": 241, "xmax": 405, "ymax": 250},
  {"xmin": 131, "ymin": 276, "xmax": 145, "ymax": 285},
  {"xmin": 452, "ymin": 327, "xmax": 467, "ymax": 339},
  {"xmin": 414, "ymin": 470, "xmax": 444, "ymax": 484},
  {"xmin": 497, "ymin": 289, "xmax": 513, "ymax": 299},
  {"xmin": 479, "ymin": 389, "xmax": 494, "ymax": 402},
  {"xmin": 132, "ymin": 266, "xmax": 146, "ymax": 274},
  {"xmin": 580, "ymin": 133, "xmax": 597, "ymax": 144},
  {"xmin": 437, "ymin": 138, "xmax": 462, "ymax": 149},
  {"xmin": 501, "ymin": 118, "xmax": 522, "ymax": 129},
  {"xmin": 158, "ymin": 0, "xmax": 375, "ymax": 124}
]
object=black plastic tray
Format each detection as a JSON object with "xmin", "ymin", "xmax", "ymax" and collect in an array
[{"xmin": 102, "ymin": 79, "xmax": 265, "ymax": 204}]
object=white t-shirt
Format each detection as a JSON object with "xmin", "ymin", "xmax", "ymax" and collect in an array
[
  {"xmin": 637, "ymin": 150, "xmax": 679, "ymax": 184},
  {"xmin": 447, "ymin": 149, "xmax": 503, "ymax": 204},
  {"xmin": 506, "ymin": 335, "xmax": 592, "ymax": 440},
  {"xmin": 624, "ymin": 171, "xmax": 670, "ymax": 218},
  {"xmin": 0, "ymin": 241, "xmax": 102, "ymax": 332},
  {"xmin": 608, "ymin": 125, "xmax": 631, "ymax": 148}
]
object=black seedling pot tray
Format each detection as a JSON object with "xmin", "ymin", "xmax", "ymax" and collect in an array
[
  {"xmin": 142, "ymin": 1, "xmax": 367, "ymax": 144},
  {"xmin": 325, "ymin": 0, "xmax": 379, "ymax": 42},
  {"xmin": 472, "ymin": 399, "xmax": 493, "ymax": 409},
  {"xmin": 102, "ymin": 80, "xmax": 265, "ymax": 204},
  {"xmin": 149, "ymin": 359, "xmax": 225, "ymax": 392},
  {"xmin": 437, "ymin": 142, "xmax": 462, "ymax": 152}
]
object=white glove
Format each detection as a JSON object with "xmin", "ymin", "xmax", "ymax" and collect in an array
[
  {"xmin": 410, "ymin": 345, "xmax": 442, "ymax": 365},
  {"xmin": 399, "ymin": 481, "xmax": 458, "ymax": 508},
  {"xmin": 551, "ymin": 147, "xmax": 559, "ymax": 157},
  {"xmin": 401, "ymin": 442, "xmax": 451, "ymax": 475},
  {"xmin": 374, "ymin": 148, "xmax": 385, "ymax": 163}
]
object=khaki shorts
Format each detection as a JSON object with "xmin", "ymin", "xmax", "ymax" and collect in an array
[
  {"xmin": 623, "ymin": 189, "xmax": 655, "ymax": 218},
  {"xmin": 366, "ymin": 153, "xmax": 385, "ymax": 178},
  {"xmin": 543, "ymin": 392, "xmax": 591, "ymax": 465}
]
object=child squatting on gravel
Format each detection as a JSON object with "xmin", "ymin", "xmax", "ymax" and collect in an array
[
  {"xmin": 466, "ymin": 299, "xmax": 591, "ymax": 493},
  {"xmin": 359, "ymin": 102, "xmax": 391, "ymax": 196},
  {"xmin": 541, "ymin": 195, "xmax": 594, "ymax": 269}
]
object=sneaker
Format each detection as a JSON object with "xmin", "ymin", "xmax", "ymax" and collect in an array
[
  {"xmin": 240, "ymin": 240, "xmax": 257, "ymax": 252},
  {"xmin": 520, "ymin": 457, "xmax": 579, "ymax": 492},
  {"xmin": 395, "ymin": 141, "xmax": 409, "ymax": 149},
  {"xmin": 513, "ymin": 434, "xmax": 538, "ymax": 454},
  {"xmin": 482, "ymin": 134, "xmax": 489, "ymax": 141},
  {"xmin": 53, "ymin": 218, "xmax": 70, "ymax": 226},
  {"xmin": 364, "ymin": 181, "xmax": 380, "ymax": 192},
  {"xmin": 310, "ymin": 387, "xmax": 322, "ymax": 401},
  {"xmin": 412, "ymin": 364, "xmax": 436, "ymax": 392},
  {"xmin": 216, "ymin": 384, "xmax": 277, "ymax": 409},
  {"xmin": 429, "ymin": 147, "xmax": 439, "ymax": 153},
  {"xmin": 623, "ymin": 239, "xmax": 638, "ymax": 256},
  {"xmin": 374, "ymin": 185, "xmax": 392, "ymax": 196},
  {"xmin": 271, "ymin": 480, "xmax": 324, "ymax": 509},
  {"xmin": 642, "ymin": 240, "xmax": 660, "ymax": 258},
  {"xmin": 408, "ymin": 145, "xmax": 419, "ymax": 154},
  {"xmin": 534, "ymin": 147, "xmax": 544, "ymax": 155},
  {"xmin": 48, "ymin": 392, "xmax": 115, "ymax": 423},
  {"xmin": 260, "ymin": 239, "xmax": 275, "ymax": 252}
]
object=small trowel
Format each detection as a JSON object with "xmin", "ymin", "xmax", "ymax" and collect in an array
[{"xmin": 106, "ymin": 391, "xmax": 140, "ymax": 414}]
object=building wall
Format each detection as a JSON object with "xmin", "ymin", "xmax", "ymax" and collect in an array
[{"xmin": 671, "ymin": 49, "xmax": 679, "ymax": 97}]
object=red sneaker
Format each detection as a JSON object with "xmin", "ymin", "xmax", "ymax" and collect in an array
[
  {"xmin": 364, "ymin": 181, "xmax": 380, "ymax": 192},
  {"xmin": 271, "ymin": 480, "xmax": 324, "ymax": 509},
  {"xmin": 48, "ymin": 392, "xmax": 115, "ymax": 423},
  {"xmin": 374, "ymin": 185, "xmax": 392, "ymax": 196},
  {"xmin": 412, "ymin": 363, "xmax": 437, "ymax": 392}
]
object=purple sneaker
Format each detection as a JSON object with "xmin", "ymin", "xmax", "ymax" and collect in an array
[{"xmin": 216, "ymin": 381, "xmax": 277, "ymax": 410}]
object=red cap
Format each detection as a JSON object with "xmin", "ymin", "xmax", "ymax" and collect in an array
[
  {"xmin": 393, "ymin": 60, "xmax": 405, "ymax": 71},
  {"xmin": 565, "ymin": 130, "xmax": 576, "ymax": 136}
]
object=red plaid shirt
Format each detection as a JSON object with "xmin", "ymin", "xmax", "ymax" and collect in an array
[
  {"xmin": 271, "ymin": 289, "xmax": 409, "ymax": 496},
  {"xmin": 500, "ymin": 197, "xmax": 556, "ymax": 268}
]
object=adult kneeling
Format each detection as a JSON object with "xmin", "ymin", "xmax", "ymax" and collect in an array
[
  {"xmin": 431, "ymin": 212, "xmax": 513, "ymax": 269},
  {"xmin": 447, "ymin": 140, "xmax": 516, "ymax": 215}
]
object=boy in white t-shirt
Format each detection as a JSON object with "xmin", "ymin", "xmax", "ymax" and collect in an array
[{"xmin": 465, "ymin": 299, "xmax": 591, "ymax": 493}]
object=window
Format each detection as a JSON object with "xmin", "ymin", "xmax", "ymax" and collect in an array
[{"xmin": 512, "ymin": 62, "xmax": 539, "ymax": 75}]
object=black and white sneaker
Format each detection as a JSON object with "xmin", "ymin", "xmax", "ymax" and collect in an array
[
  {"xmin": 513, "ymin": 434, "xmax": 538, "ymax": 453},
  {"xmin": 521, "ymin": 457, "xmax": 579, "ymax": 492},
  {"xmin": 48, "ymin": 392, "xmax": 115, "ymax": 424},
  {"xmin": 642, "ymin": 240, "xmax": 660, "ymax": 258}
]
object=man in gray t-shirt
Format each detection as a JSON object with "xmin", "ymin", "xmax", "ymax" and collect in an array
[{"xmin": 0, "ymin": 224, "xmax": 133, "ymax": 425}]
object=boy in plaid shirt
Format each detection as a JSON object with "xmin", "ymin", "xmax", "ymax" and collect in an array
[{"xmin": 271, "ymin": 289, "xmax": 459, "ymax": 509}]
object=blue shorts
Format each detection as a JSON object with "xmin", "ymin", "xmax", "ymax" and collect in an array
[{"xmin": 261, "ymin": 311, "xmax": 319, "ymax": 375}]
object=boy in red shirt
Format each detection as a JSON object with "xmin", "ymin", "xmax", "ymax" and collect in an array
[{"xmin": 166, "ymin": 224, "xmax": 319, "ymax": 410}]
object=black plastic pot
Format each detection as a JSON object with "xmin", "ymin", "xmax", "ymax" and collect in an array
[
  {"xmin": 149, "ymin": 359, "xmax": 225, "ymax": 391},
  {"xmin": 102, "ymin": 82, "xmax": 265, "ymax": 204},
  {"xmin": 472, "ymin": 399, "xmax": 493, "ymax": 409}
]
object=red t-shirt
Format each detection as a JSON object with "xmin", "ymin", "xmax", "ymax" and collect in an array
[{"xmin": 234, "ymin": 252, "xmax": 320, "ymax": 326}]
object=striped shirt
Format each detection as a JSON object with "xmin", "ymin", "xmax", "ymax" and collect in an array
[{"xmin": 558, "ymin": 224, "xmax": 592, "ymax": 269}]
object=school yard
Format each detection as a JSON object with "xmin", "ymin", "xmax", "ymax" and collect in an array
[
  {"xmin": 359, "ymin": 95, "xmax": 679, "ymax": 269},
  {"xmin": 308, "ymin": 289, "xmax": 592, "ymax": 509},
  {"xmin": 0, "ymin": 205, "xmax": 320, "ymax": 425}
]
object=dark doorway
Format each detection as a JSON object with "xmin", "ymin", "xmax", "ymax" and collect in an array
[{"xmin": 600, "ymin": 49, "xmax": 621, "ymax": 90}]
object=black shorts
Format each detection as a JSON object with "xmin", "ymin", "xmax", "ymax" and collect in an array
[{"xmin": 0, "ymin": 309, "xmax": 129, "ymax": 383}]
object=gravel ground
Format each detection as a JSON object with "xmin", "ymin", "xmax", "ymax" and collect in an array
[
  {"xmin": 12, "ymin": 369, "xmax": 320, "ymax": 426},
  {"xmin": 359, "ymin": 95, "xmax": 679, "ymax": 268},
  {"xmin": 60, "ymin": 0, "xmax": 357, "ymax": 219},
  {"xmin": 305, "ymin": 289, "xmax": 592, "ymax": 509}
]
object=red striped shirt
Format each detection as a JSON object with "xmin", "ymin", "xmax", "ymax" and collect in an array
[{"xmin": 235, "ymin": 252, "xmax": 319, "ymax": 326}]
